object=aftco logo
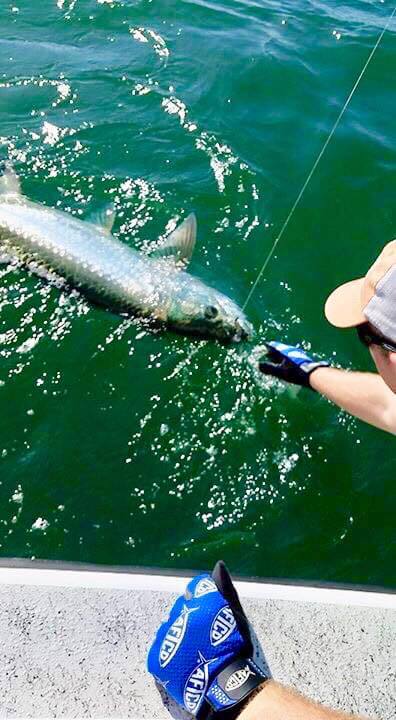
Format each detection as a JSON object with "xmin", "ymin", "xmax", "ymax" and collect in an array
[
  {"xmin": 183, "ymin": 652, "xmax": 213, "ymax": 714},
  {"xmin": 159, "ymin": 606, "xmax": 196, "ymax": 668},
  {"xmin": 225, "ymin": 665, "xmax": 256, "ymax": 692},
  {"xmin": 194, "ymin": 577, "xmax": 217, "ymax": 598},
  {"xmin": 210, "ymin": 606, "xmax": 236, "ymax": 646}
]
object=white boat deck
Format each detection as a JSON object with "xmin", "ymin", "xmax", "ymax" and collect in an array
[{"xmin": 0, "ymin": 560, "xmax": 395, "ymax": 719}]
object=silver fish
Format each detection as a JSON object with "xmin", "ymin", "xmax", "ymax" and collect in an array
[{"xmin": 0, "ymin": 167, "xmax": 253, "ymax": 342}]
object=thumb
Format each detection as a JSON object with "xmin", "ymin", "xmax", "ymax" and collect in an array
[
  {"xmin": 212, "ymin": 561, "xmax": 243, "ymax": 612},
  {"xmin": 258, "ymin": 359, "xmax": 287, "ymax": 379},
  {"xmin": 212, "ymin": 561, "xmax": 252, "ymax": 650}
]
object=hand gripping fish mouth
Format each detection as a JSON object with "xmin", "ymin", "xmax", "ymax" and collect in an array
[{"xmin": 0, "ymin": 166, "xmax": 253, "ymax": 343}]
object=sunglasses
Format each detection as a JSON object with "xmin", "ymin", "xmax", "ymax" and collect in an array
[{"xmin": 357, "ymin": 323, "xmax": 396, "ymax": 353}]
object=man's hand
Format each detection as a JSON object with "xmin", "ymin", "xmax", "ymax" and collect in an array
[
  {"xmin": 259, "ymin": 342, "xmax": 329, "ymax": 389},
  {"xmin": 147, "ymin": 561, "xmax": 268, "ymax": 717}
]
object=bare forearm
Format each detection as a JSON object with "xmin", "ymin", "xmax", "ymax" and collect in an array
[
  {"xmin": 309, "ymin": 367, "xmax": 396, "ymax": 434},
  {"xmin": 239, "ymin": 681, "xmax": 368, "ymax": 720}
]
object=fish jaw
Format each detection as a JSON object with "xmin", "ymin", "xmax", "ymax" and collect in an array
[
  {"xmin": 206, "ymin": 288, "xmax": 254, "ymax": 342},
  {"xmin": 232, "ymin": 315, "xmax": 254, "ymax": 342},
  {"xmin": 212, "ymin": 312, "xmax": 254, "ymax": 343},
  {"xmin": 171, "ymin": 313, "xmax": 253, "ymax": 343},
  {"xmin": 166, "ymin": 275, "xmax": 254, "ymax": 343}
]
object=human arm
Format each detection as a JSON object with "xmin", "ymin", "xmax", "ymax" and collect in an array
[
  {"xmin": 309, "ymin": 366, "xmax": 396, "ymax": 435},
  {"xmin": 238, "ymin": 680, "xmax": 367, "ymax": 720},
  {"xmin": 147, "ymin": 561, "xmax": 268, "ymax": 717},
  {"xmin": 147, "ymin": 563, "xmax": 370, "ymax": 720},
  {"xmin": 258, "ymin": 342, "xmax": 396, "ymax": 434}
]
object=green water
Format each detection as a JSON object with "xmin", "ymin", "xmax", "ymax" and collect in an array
[{"xmin": 0, "ymin": 0, "xmax": 395, "ymax": 587}]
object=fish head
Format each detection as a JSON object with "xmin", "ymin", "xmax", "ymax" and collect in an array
[{"xmin": 167, "ymin": 280, "xmax": 253, "ymax": 342}]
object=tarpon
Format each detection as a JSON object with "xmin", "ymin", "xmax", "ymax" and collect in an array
[{"xmin": 0, "ymin": 167, "xmax": 253, "ymax": 342}]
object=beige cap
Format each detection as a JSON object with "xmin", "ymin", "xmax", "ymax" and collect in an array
[{"xmin": 325, "ymin": 240, "xmax": 396, "ymax": 330}]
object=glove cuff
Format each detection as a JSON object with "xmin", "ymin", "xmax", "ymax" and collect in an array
[
  {"xmin": 205, "ymin": 657, "xmax": 268, "ymax": 715},
  {"xmin": 301, "ymin": 360, "xmax": 330, "ymax": 389}
]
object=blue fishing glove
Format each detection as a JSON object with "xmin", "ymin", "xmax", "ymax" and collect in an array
[
  {"xmin": 147, "ymin": 561, "xmax": 268, "ymax": 718},
  {"xmin": 259, "ymin": 341, "xmax": 329, "ymax": 388}
]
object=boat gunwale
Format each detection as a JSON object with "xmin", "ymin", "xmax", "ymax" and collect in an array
[{"xmin": 0, "ymin": 557, "xmax": 394, "ymax": 609}]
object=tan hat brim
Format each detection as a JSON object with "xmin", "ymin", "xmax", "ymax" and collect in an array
[{"xmin": 325, "ymin": 278, "xmax": 367, "ymax": 328}]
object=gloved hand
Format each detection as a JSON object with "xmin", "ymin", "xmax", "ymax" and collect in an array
[
  {"xmin": 259, "ymin": 341, "xmax": 329, "ymax": 388},
  {"xmin": 147, "ymin": 561, "xmax": 268, "ymax": 718}
]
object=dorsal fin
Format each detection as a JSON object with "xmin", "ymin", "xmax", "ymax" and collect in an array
[
  {"xmin": 87, "ymin": 204, "xmax": 116, "ymax": 234},
  {"xmin": 0, "ymin": 164, "xmax": 22, "ymax": 196},
  {"xmin": 149, "ymin": 213, "xmax": 197, "ymax": 268}
]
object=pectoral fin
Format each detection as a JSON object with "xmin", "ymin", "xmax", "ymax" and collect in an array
[
  {"xmin": 149, "ymin": 213, "xmax": 197, "ymax": 269},
  {"xmin": 0, "ymin": 165, "xmax": 22, "ymax": 196},
  {"xmin": 87, "ymin": 204, "xmax": 116, "ymax": 234}
]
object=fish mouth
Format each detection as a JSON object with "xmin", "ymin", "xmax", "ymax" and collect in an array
[
  {"xmin": 167, "ymin": 305, "xmax": 253, "ymax": 342},
  {"xmin": 171, "ymin": 321, "xmax": 252, "ymax": 343},
  {"xmin": 231, "ymin": 317, "xmax": 254, "ymax": 342},
  {"xmin": 215, "ymin": 317, "xmax": 253, "ymax": 343}
]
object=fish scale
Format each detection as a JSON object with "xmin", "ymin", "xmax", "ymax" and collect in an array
[{"xmin": 0, "ymin": 168, "xmax": 253, "ymax": 341}]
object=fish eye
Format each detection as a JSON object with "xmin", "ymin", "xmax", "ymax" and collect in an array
[{"xmin": 204, "ymin": 305, "xmax": 218, "ymax": 320}]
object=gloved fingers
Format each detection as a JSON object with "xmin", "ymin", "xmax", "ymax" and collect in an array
[
  {"xmin": 258, "ymin": 359, "xmax": 287, "ymax": 378},
  {"xmin": 263, "ymin": 342, "xmax": 285, "ymax": 362},
  {"xmin": 212, "ymin": 561, "xmax": 252, "ymax": 650}
]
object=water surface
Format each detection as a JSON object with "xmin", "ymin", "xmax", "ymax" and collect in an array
[{"xmin": 0, "ymin": 0, "xmax": 395, "ymax": 586}]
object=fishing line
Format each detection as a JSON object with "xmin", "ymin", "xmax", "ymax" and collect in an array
[{"xmin": 242, "ymin": 5, "xmax": 396, "ymax": 312}]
